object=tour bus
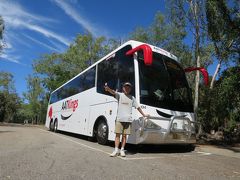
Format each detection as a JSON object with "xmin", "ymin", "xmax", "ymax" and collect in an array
[{"xmin": 45, "ymin": 40, "xmax": 208, "ymax": 147}]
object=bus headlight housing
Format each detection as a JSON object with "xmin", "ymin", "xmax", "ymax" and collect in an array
[
  {"xmin": 138, "ymin": 117, "xmax": 145, "ymax": 127},
  {"xmin": 182, "ymin": 121, "xmax": 190, "ymax": 131},
  {"xmin": 138, "ymin": 117, "xmax": 161, "ymax": 130},
  {"xmin": 172, "ymin": 122, "xmax": 177, "ymax": 130},
  {"xmin": 145, "ymin": 119, "xmax": 161, "ymax": 129}
]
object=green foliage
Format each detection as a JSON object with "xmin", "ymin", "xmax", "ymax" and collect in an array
[
  {"xmin": 129, "ymin": 27, "xmax": 150, "ymax": 43},
  {"xmin": 218, "ymin": 67, "xmax": 240, "ymax": 123},
  {"xmin": 206, "ymin": 0, "xmax": 240, "ymax": 60},
  {"xmin": 0, "ymin": 92, "xmax": 7, "ymax": 121},
  {"xmin": 1, "ymin": 93, "xmax": 21, "ymax": 122},
  {"xmin": 14, "ymin": 103, "xmax": 33, "ymax": 124},
  {"xmin": 198, "ymin": 66, "xmax": 240, "ymax": 132},
  {"xmin": 205, "ymin": 0, "xmax": 240, "ymax": 89},
  {"xmin": 24, "ymin": 75, "xmax": 44, "ymax": 102},
  {"xmin": 129, "ymin": 12, "xmax": 192, "ymax": 67},
  {"xmin": 23, "ymin": 75, "xmax": 47, "ymax": 124},
  {"xmin": 0, "ymin": 71, "xmax": 16, "ymax": 93},
  {"xmin": 0, "ymin": 71, "xmax": 20, "ymax": 122}
]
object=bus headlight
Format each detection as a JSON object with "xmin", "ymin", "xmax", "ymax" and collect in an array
[
  {"xmin": 138, "ymin": 117, "xmax": 161, "ymax": 130},
  {"xmin": 138, "ymin": 117, "xmax": 145, "ymax": 127},
  {"xmin": 172, "ymin": 122, "xmax": 177, "ymax": 130},
  {"xmin": 183, "ymin": 121, "xmax": 190, "ymax": 131},
  {"xmin": 144, "ymin": 119, "xmax": 161, "ymax": 130}
]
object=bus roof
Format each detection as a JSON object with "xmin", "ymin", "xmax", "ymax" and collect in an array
[{"xmin": 51, "ymin": 40, "xmax": 178, "ymax": 94}]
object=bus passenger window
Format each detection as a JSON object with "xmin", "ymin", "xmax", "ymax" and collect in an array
[{"xmin": 97, "ymin": 58, "xmax": 118, "ymax": 95}]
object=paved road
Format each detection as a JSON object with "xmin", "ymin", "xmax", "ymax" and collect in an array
[{"xmin": 0, "ymin": 125, "xmax": 240, "ymax": 180}]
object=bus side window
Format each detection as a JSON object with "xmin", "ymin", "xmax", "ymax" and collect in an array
[
  {"xmin": 80, "ymin": 67, "xmax": 96, "ymax": 91},
  {"xmin": 50, "ymin": 91, "xmax": 58, "ymax": 104},
  {"xmin": 96, "ymin": 45, "xmax": 135, "ymax": 96},
  {"xmin": 97, "ymin": 57, "xmax": 118, "ymax": 95},
  {"xmin": 116, "ymin": 45, "xmax": 135, "ymax": 96}
]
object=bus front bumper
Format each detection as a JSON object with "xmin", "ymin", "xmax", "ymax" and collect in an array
[{"xmin": 135, "ymin": 116, "xmax": 196, "ymax": 144}]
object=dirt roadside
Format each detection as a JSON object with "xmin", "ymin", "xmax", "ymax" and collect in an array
[{"xmin": 196, "ymin": 144, "xmax": 240, "ymax": 159}]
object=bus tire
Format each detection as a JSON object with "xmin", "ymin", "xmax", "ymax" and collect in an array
[
  {"xmin": 49, "ymin": 120, "xmax": 54, "ymax": 131},
  {"xmin": 185, "ymin": 144, "xmax": 195, "ymax": 152},
  {"xmin": 96, "ymin": 120, "xmax": 108, "ymax": 145},
  {"xmin": 53, "ymin": 120, "xmax": 58, "ymax": 133}
]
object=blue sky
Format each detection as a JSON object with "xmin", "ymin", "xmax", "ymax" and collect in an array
[{"xmin": 0, "ymin": 0, "xmax": 215, "ymax": 97}]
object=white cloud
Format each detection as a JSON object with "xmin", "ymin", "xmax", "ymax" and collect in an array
[
  {"xmin": 23, "ymin": 34, "xmax": 60, "ymax": 52},
  {"xmin": 0, "ymin": 49, "xmax": 30, "ymax": 67},
  {"xmin": 0, "ymin": 0, "xmax": 71, "ymax": 65},
  {"xmin": 48, "ymin": 39, "xmax": 66, "ymax": 52},
  {"xmin": 1, "ymin": 53, "xmax": 21, "ymax": 64},
  {"xmin": 53, "ymin": 0, "xmax": 107, "ymax": 37},
  {"xmin": 0, "ymin": 1, "xmax": 70, "ymax": 46},
  {"xmin": 0, "ymin": 1, "xmax": 57, "ymax": 25},
  {"xmin": 21, "ymin": 22, "xmax": 70, "ymax": 46},
  {"xmin": 5, "ymin": 30, "xmax": 31, "ymax": 49}
]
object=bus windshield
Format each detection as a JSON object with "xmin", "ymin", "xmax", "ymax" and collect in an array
[{"xmin": 138, "ymin": 52, "xmax": 193, "ymax": 112}]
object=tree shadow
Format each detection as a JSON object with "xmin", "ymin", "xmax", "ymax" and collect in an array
[
  {"xmin": 0, "ymin": 131, "xmax": 15, "ymax": 133},
  {"xmin": 215, "ymin": 144, "xmax": 240, "ymax": 153}
]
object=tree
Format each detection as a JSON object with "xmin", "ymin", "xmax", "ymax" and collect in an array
[
  {"xmin": 0, "ymin": 71, "xmax": 20, "ymax": 122},
  {"xmin": 14, "ymin": 103, "xmax": 33, "ymax": 124},
  {"xmin": 206, "ymin": 0, "xmax": 240, "ymax": 89},
  {"xmin": 24, "ymin": 75, "xmax": 46, "ymax": 124},
  {"xmin": 129, "ymin": 27, "xmax": 150, "ymax": 43},
  {"xmin": 198, "ymin": 66, "xmax": 240, "ymax": 132},
  {"xmin": 129, "ymin": 12, "xmax": 192, "ymax": 67},
  {"xmin": 166, "ymin": 1, "xmax": 213, "ymax": 127},
  {"xmin": 0, "ymin": 92, "xmax": 7, "ymax": 121},
  {"xmin": 217, "ymin": 66, "xmax": 240, "ymax": 129},
  {"xmin": 0, "ymin": 71, "xmax": 16, "ymax": 93}
]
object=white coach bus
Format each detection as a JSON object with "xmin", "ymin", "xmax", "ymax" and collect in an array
[{"xmin": 45, "ymin": 40, "xmax": 208, "ymax": 146}]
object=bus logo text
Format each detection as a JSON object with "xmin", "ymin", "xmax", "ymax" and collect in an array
[
  {"xmin": 61, "ymin": 99, "xmax": 78, "ymax": 120},
  {"xmin": 62, "ymin": 99, "xmax": 78, "ymax": 112}
]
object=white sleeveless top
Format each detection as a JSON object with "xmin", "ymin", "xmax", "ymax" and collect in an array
[{"xmin": 115, "ymin": 92, "xmax": 140, "ymax": 122}]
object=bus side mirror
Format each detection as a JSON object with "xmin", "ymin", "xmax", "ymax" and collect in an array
[
  {"xmin": 126, "ymin": 44, "xmax": 153, "ymax": 65},
  {"xmin": 184, "ymin": 67, "xmax": 209, "ymax": 86}
]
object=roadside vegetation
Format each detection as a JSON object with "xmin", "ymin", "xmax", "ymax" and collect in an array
[{"xmin": 0, "ymin": 0, "xmax": 239, "ymax": 144}]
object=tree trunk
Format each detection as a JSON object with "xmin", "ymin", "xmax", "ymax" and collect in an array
[
  {"xmin": 192, "ymin": 0, "xmax": 201, "ymax": 114},
  {"xmin": 210, "ymin": 60, "xmax": 222, "ymax": 89},
  {"xmin": 210, "ymin": 40, "xmax": 233, "ymax": 89},
  {"xmin": 194, "ymin": 55, "xmax": 200, "ymax": 113},
  {"xmin": 197, "ymin": 123, "xmax": 203, "ymax": 138}
]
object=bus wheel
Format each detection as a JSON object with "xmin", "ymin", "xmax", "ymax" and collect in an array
[
  {"xmin": 53, "ymin": 120, "xmax": 58, "ymax": 133},
  {"xmin": 96, "ymin": 120, "xmax": 108, "ymax": 145},
  {"xmin": 49, "ymin": 120, "xmax": 54, "ymax": 131},
  {"xmin": 185, "ymin": 144, "xmax": 196, "ymax": 152}
]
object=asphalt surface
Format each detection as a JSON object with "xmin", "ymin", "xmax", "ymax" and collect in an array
[{"xmin": 0, "ymin": 125, "xmax": 240, "ymax": 180}]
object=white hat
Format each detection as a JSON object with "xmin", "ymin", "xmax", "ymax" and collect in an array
[{"xmin": 123, "ymin": 82, "xmax": 132, "ymax": 87}]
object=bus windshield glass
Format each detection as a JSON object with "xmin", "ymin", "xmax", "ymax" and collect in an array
[{"xmin": 138, "ymin": 52, "xmax": 193, "ymax": 112}]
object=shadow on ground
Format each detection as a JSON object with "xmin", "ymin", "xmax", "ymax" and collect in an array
[
  {"xmin": 125, "ymin": 144, "xmax": 195, "ymax": 155},
  {"xmin": 215, "ymin": 145, "xmax": 240, "ymax": 153},
  {"xmin": 55, "ymin": 130, "xmax": 195, "ymax": 154},
  {"xmin": 0, "ymin": 131, "xmax": 15, "ymax": 133}
]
